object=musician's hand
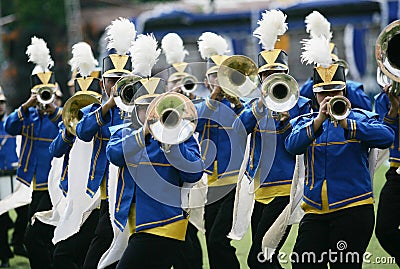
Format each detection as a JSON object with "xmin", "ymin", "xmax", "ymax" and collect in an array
[
  {"xmin": 210, "ymin": 86, "xmax": 224, "ymax": 101},
  {"xmin": 44, "ymin": 102, "xmax": 56, "ymax": 115},
  {"xmin": 143, "ymin": 121, "xmax": 150, "ymax": 136},
  {"xmin": 21, "ymin": 94, "xmax": 38, "ymax": 112},
  {"xmin": 225, "ymin": 94, "xmax": 242, "ymax": 109},
  {"xmin": 385, "ymin": 84, "xmax": 400, "ymax": 118},
  {"xmin": 314, "ymin": 96, "xmax": 331, "ymax": 132},
  {"xmin": 101, "ymin": 95, "xmax": 115, "ymax": 117}
]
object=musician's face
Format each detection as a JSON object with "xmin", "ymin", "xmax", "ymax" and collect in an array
[
  {"xmin": 102, "ymin": 77, "xmax": 120, "ymax": 97},
  {"xmin": 259, "ymin": 70, "xmax": 286, "ymax": 82},
  {"xmin": 315, "ymin": 90, "xmax": 344, "ymax": 104},
  {"xmin": 136, "ymin": 104, "xmax": 148, "ymax": 125},
  {"xmin": 0, "ymin": 101, "xmax": 5, "ymax": 116},
  {"xmin": 205, "ymin": 73, "xmax": 218, "ymax": 90}
]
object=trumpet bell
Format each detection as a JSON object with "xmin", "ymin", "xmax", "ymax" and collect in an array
[
  {"xmin": 113, "ymin": 75, "xmax": 142, "ymax": 112},
  {"xmin": 146, "ymin": 92, "xmax": 197, "ymax": 145},
  {"xmin": 261, "ymin": 73, "xmax": 299, "ymax": 112},
  {"xmin": 36, "ymin": 86, "xmax": 55, "ymax": 105},
  {"xmin": 180, "ymin": 75, "xmax": 198, "ymax": 94},
  {"xmin": 217, "ymin": 55, "xmax": 258, "ymax": 97},
  {"xmin": 328, "ymin": 96, "xmax": 351, "ymax": 121},
  {"xmin": 62, "ymin": 91, "xmax": 102, "ymax": 136}
]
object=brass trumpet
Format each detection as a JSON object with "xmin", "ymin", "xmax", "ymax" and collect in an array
[
  {"xmin": 32, "ymin": 86, "xmax": 56, "ymax": 110},
  {"xmin": 217, "ymin": 55, "xmax": 259, "ymax": 98},
  {"xmin": 113, "ymin": 75, "xmax": 142, "ymax": 112},
  {"xmin": 376, "ymin": 19, "xmax": 400, "ymax": 95},
  {"xmin": 62, "ymin": 91, "xmax": 102, "ymax": 136},
  {"xmin": 328, "ymin": 96, "xmax": 351, "ymax": 126},
  {"xmin": 146, "ymin": 92, "xmax": 197, "ymax": 151},
  {"xmin": 179, "ymin": 75, "xmax": 198, "ymax": 94},
  {"xmin": 260, "ymin": 73, "xmax": 299, "ymax": 113}
]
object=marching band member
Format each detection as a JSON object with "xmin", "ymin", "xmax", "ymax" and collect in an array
[
  {"xmin": 299, "ymin": 11, "xmax": 372, "ymax": 111},
  {"xmin": 374, "ymin": 82, "xmax": 400, "ymax": 267},
  {"xmin": 49, "ymin": 42, "xmax": 102, "ymax": 269},
  {"xmin": 106, "ymin": 74, "xmax": 204, "ymax": 269},
  {"xmin": 374, "ymin": 20, "xmax": 400, "ymax": 266},
  {"xmin": 0, "ymin": 87, "xmax": 18, "ymax": 268},
  {"xmin": 285, "ymin": 34, "xmax": 394, "ymax": 269},
  {"xmin": 75, "ymin": 18, "xmax": 136, "ymax": 269},
  {"xmin": 5, "ymin": 36, "xmax": 62, "ymax": 269},
  {"xmin": 234, "ymin": 10, "xmax": 311, "ymax": 269},
  {"xmin": 161, "ymin": 32, "xmax": 203, "ymax": 269},
  {"xmin": 196, "ymin": 31, "xmax": 248, "ymax": 269}
]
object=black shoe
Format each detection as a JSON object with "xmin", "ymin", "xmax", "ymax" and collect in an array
[
  {"xmin": 0, "ymin": 259, "xmax": 10, "ymax": 268},
  {"xmin": 13, "ymin": 244, "xmax": 28, "ymax": 257}
]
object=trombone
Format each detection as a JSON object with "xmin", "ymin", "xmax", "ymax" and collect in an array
[
  {"xmin": 146, "ymin": 92, "xmax": 197, "ymax": 152},
  {"xmin": 376, "ymin": 19, "xmax": 400, "ymax": 96},
  {"xmin": 62, "ymin": 91, "xmax": 102, "ymax": 136},
  {"xmin": 113, "ymin": 75, "xmax": 142, "ymax": 112}
]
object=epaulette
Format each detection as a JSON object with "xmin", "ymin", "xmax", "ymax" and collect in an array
[
  {"xmin": 352, "ymin": 108, "xmax": 378, "ymax": 119},
  {"xmin": 108, "ymin": 122, "xmax": 131, "ymax": 136},
  {"xmin": 297, "ymin": 96, "xmax": 312, "ymax": 109}
]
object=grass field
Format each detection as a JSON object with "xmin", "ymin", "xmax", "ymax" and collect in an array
[{"xmin": 6, "ymin": 163, "xmax": 399, "ymax": 268}]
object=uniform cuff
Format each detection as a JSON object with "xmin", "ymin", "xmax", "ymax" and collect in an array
[
  {"xmin": 94, "ymin": 107, "xmax": 110, "ymax": 127},
  {"xmin": 61, "ymin": 129, "xmax": 75, "ymax": 144},
  {"xmin": 345, "ymin": 118, "xmax": 357, "ymax": 139},
  {"xmin": 134, "ymin": 128, "xmax": 146, "ymax": 148},
  {"xmin": 384, "ymin": 114, "xmax": 397, "ymax": 125},
  {"xmin": 205, "ymin": 98, "xmax": 217, "ymax": 111},
  {"xmin": 17, "ymin": 107, "xmax": 26, "ymax": 121}
]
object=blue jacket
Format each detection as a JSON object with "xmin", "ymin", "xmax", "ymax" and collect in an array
[
  {"xmin": 76, "ymin": 104, "xmax": 124, "ymax": 197},
  {"xmin": 49, "ymin": 121, "xmax": 75, "ymax": 196},
  {"xmin": 106, "ymin": 125, "xmax": 204, "ymax": 232},
  {"xmin": 0, "ymin": 116, "xmax": 18, "ymax": 171},
  {"xmin": 374, "ymin": 91, "xmax": 400, "ymax": 167},
  {"xmin": 195, "ymin": 97, "xmax": 247, "ymax": 182},
  {"xmin": 234, "ymin": 96, "xmax": 311, "ymax": 187},
  {"xmin": 285, "ymin": 109, "xmax": 394, "ymax": 211},
  {"xmin": 300, "ymin": 78, "xmax": 372, "ymax": 111},
  {"xmin": 4, "ymin": 106, "xmax": 62, "ymax": 189}
]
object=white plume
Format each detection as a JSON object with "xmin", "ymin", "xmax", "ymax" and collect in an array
[
  {"xmin": 131, "ymin": 34, "xmax": 160, "ymax": 77},
  {"xmin": 300, "ymin": 36, "xmax": 332, "ymax": 68},
  {"xmin": 305, "ymin": 11, "xmax": 332, "ymax": 40},
  {"xmin": 197, "ymin": 32, "xmax": 229, "ymax": 60},
  {"xmin": 68, "ymin": 42, "xmax": 98, "ymax": 77},
  {"xmin": 161, "ymin": 33, "xmax": 188, "ymax": 65},
  {"xmin": 26, "ymin": 36, "xmax": 54, "ymax": 72},
  {"xmin": 253, "ymin": 9, "xmax": 288, "ymax": 51},
  {"xmin": 106, "ymin": 17, "xmax": 136, "ymax": 55}
]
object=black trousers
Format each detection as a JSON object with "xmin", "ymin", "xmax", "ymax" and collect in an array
[
  {"xmin": 173, "ymin": 222, "xmax": 203, "ymax": 269},
  {"xmin": 25, "ymin": 190, "xmax": 55, "ymax": 269},
  {"xmin": 248, "ymin": 197, "xmax": 291, "ymax": 269},
  {"xmin": 292, "ymin": 204, "xmax": 374, "ymax": 269},
  {"xmin": 116, "ymin": 232, "xmax": 184, "ymax": 269},
  {"xmin": 204, "ymin": 186, "xmax": 239, "ymax": 269},
  {"xmin": 53, "ymin": 208, "xmax": 100, "ymax": 269},
  {"xmin": 0, "ymin": 212, "xmax": 13, "ymax": 261},
  {"xmin": 12, "ymin": 204, "xmax": 29, "ymax": 247},
  {"xmin": 376, "ymin": 167, "xmax": 400, "ymax": 266},
  {"xmin": 83, "ymin": 200, "xmax": 114, "ymax": 269}
]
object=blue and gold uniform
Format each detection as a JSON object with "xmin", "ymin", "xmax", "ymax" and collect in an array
[
  {"xmin": 286, "ymin": 109, "xmax": 394, "ymax": 212},
  {"xmin": 76, "ymin": 104, "xmax": 123, "ymax": 199},
  {"xmin": 107, "ymin": 125, "xmax": 204, "ymax": 236},
  {"xmin": 5, "ymin": 106, "xmax": 61, "ymax": 190},
  {"xmin": 236, "ymin": 97, "xmax": 311, "ymax": 202},
  {"xmin": 374, "ymin": 90, "xmax": 400, "ymax": 266},
  {"xmin": 0, "ymin": 115, "xmax": 18, "ymax": 171},
  {"xmin": 288, "ymin": 34, "xmax": 394, "ymax": 267},
  {"xmin": 195, "ymin": 97, "xmax": 247, "ymax": 186},
  {"xmin": 49, "ymin": 122, "xmax": 74, "ymax": 196}
]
